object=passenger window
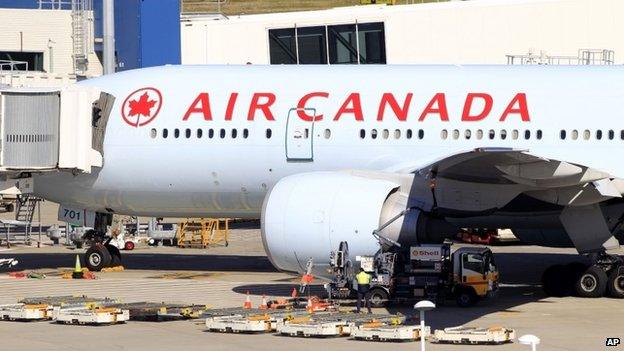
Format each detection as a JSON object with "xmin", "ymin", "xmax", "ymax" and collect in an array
[
  {"xmin": 464, "ymin": 130, "xmax": 471, "ymax": 140},
  {"xmin": 162, "ymin": 129, "xmax": 168, "ymax": 138},
  {"xmin": 371, "ymin": 129, "xmax": 378, "ymax": 139},
  {"xmin": 185, "ymin": 128, "xmax": 191, "ymax": 138},
  {"xmin": 209, "ymin": 129, "xmax": 214, "ymax": 139},
  {"xmin": 324, "ymin": 129, "xmax": 331, "ymax": 139},
  {"xmin": 219, "ymin": 129, "xmax": 226, "ymax": 138},
  {"xmin": 596, "ymin": 130, "xmax": 603, "ymax": 140},
  {"xmin": 488, "ymin": 129, "xmax": 495, "ymax": 140},
  {"xmin": 500, "ymin": 129, "xmax": 507, "ymax": 140},
  {"xmin": 609, "ymin": 130, "xmax": 614, "ymax": 140},
  {"xmin": 476, "ymin": 129, "xmax": 483, "ymax": 140},
  {"xmin": 406, "ymin": 129, "xmax": 413, "ymax": 139},
  {"xmin": 266, "ymin": 128, "xmax": 272, "ymax": 139},
  {"xmin": 150, "ymin": 129, "xmax": 157, "ymax": 139},
  {"xmin": 524, "ymin": 130, "xmax": 530, "ymax": 140},
  {"xmin": 560, "ymin": 130, "xmax": 566, "ymax": 140},
  {"xmin": 583, "ymin": 130, "xmax": 590, "ymax": 140},
  {"xmin": 441, "ymin": 129, "xmax": 448, "ymax": 140},
  {"xmin": 382, "ymin": 129, "xmax": 389, "ymax": 139},
  {"xmin": 512, "ymin": 129, "xmax": 519, "ymax": 140},
  {"xmin": 197, "ymin": 129, "xmax": 203, "ymax": 139},
  {"xmin": 304, "ymin": 128, "xmax": 309, "ymax": 139},
  {"xmin": 243, "ymin": 129, "xmax": 249, "ymax": 139},
  {"xmin": 360, "ymin": 129, "xmax": 366, "ymax": 139},
  {"xmin": 232, "ymin": 129, "xmax": 238, "ymax": 138},
  {"xmin": 394, "ymin": 129, "xmax": 401, "ymax": 139},
  {"xmin": 536, "ymin": 130, "xmax": 543, "ymax": 140},
  {"xmin": 452, "ymin": 129, "xmax": 459, "ymax": 140},
  {"xmin": 571, "ymin": 130, "xmax": 578, "ymax": 140},
  {"xmin": 621, "ymin": 130, "xmax": 624, "ymax": 140},
  {"xmin": 174, "ymin": 129, "xmax": 180, "ymax": 138},
  {"xmin": 418, "ymin": 129, "xmax": 424, "ymax": 139}
]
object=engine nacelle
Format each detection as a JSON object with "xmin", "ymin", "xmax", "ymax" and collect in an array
[
  {"xmin": 261, "ymin": 171, "xmax": 458, "ymax": 277},
  {"xmin": 261, "ymin": 172, "xmax": 399, "ymax": 276}
]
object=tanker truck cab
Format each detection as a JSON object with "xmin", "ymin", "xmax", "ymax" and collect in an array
[{"xmin": 452, "ymin": 246, "xmax": 499, "ymax": 307}]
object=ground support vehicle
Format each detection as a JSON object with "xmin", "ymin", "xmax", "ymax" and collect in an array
[{"xmin": 327, "ymin": 241, "xmax": 498, "ymax": 307}]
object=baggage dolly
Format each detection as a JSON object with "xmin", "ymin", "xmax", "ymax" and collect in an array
[
  {"xmin": 0, "ymin": 304, "xmax": 54, "ymax": 321},
  {"xmin": 432, "ymin": 326, "xmax": 516, "ymax": 345},
  {"xmin": 54, "ymin": 306, "xmax": 130, "ymax": 325},
  {"xmin": 351, "ymin": 323, "xmax": 430, "ymax": 342},
  {"xmin": 276, "ymin": 312, "xmax": 406, "ymax": 338}
]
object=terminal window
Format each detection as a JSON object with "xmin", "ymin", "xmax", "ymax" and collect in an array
[
  {"xmin": 0, "ymin": 51, "xmax": 44, "ymax": 71},
  {"xmin": 269, "ymin": 22, "xmax": 386, "ymax": 65}
]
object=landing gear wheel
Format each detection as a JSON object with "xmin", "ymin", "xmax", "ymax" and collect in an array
[
  {"xmin": 542, "ymin": 264, "xmax": 569, "ymax": 297},
  {"xmin": 124, "ymin": 241, "xmax": 135, "ymax": 251},
  {"xmin": 575, "ymin": 265, "xmax": 607, "ymax": 298},
  {"xmin": 368, "ymin": 288, "xmax": 389, "ymax": 308},
  {"xmin": 106, "ymin": 244, "xmax": 122, "ymax": 267},
  {"xmin": 85, "ymin": 244, "xmax": 111, "ymax": 272},
  {"xmin": 607, "ymin": 267, "xmax": 624, "ymax": 298},
  {"xmin": 456, "ymin": 288, "xmax": 478, "ymax": 307}
]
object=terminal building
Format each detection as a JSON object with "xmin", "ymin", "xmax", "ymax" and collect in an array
[
  {"xmin": 181, "ymin": 0, "xmax": 624, "ymax": 65},
  {"xmin": 0, "ymin": 0, "xmax": 180, "ymax": 87}
]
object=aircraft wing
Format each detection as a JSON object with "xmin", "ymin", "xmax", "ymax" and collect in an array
[
  {"xmin": 410, "ymin": 147, "xmax": 622, "ymax": 207},
  {"xmin": 402, "ymin": 148, "xmax": 623, "ymax": 252}
]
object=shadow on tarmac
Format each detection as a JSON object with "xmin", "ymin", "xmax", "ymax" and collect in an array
[
  {"xmin": 0, "ymin": 252, "xmax": 277, "ymax": 272},
  {"xmin": 231, "ymin": 250, "xmax": 592, "ymax": 329}
]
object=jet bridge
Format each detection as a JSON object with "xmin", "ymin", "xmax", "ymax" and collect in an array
[{"xmin": 0, "ymin": 85, "xmax": 107, "ymax": 175}]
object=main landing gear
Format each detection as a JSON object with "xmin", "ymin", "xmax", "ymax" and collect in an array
[{"xmin": 542, "ymin": 251, "xmax": 624, "ymax": 298}]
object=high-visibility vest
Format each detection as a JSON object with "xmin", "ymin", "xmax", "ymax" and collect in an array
[{"xmin": 356, "ymin": 271, "xmax": 371, "ymax": 285}]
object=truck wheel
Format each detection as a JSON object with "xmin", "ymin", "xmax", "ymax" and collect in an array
[
  {"xmin": 106, "ymin": 244, "xmax": 122, "ymax": 267},
  {"xmin": 368, "ymin": 288, "xmax": 389, "ymax": 308},
  {"xmin": 575, "ymin": 265, "xmax": 607, "ymax": 298},
  {"xmin": 607, "ymin": 267, "xmax": 624, "ymax": 298},
  {"xmin": 456, "ymin": 288, "xmax": 477, "ymax": 307},
  {"xmin": 542, "ymin": 264, "xmax": 569, "ymax": 297},
  {"xmin": 85, "ymin": 244, "xmax": 111, "ymax": 271}
]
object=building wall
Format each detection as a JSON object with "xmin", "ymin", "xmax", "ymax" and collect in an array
[
  {"xmin": 181, "ymin": 0, "xmax": 624, "ymax": 65},
  {"xmin": 0, "ymin": 8, "xmax": 102, "ymax": 79}
]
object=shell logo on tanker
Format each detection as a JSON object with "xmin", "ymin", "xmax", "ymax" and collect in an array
[{"xmin": 122, "ymin": 89, "xmax": 530, "ymax": 126}]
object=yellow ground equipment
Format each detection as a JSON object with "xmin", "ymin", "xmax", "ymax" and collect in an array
[
  {"xmin": 176, "ymin": 218, "xmax": 229, "ymax": 248},
  {"xmin": 328, "ymin": 241, "xmax": 499, "ymax": 307}
]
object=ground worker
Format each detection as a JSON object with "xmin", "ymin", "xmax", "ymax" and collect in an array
[{"xmin": 355, "ymin": 267, "xmax": 372, "ymax": 314}]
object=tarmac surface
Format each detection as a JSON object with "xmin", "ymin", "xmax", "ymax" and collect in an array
[{"xmin": 0, "ymin": 226, "xmax": 622, "ymax": 351}]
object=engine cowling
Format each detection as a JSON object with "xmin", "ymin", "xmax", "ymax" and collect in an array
[
  {"xmin": 261, "ymin": 172, "xmax": 398, "ymax": 275},
  {"xmin": 261, "ymin": 171, "xmax": 456, "ymax": 276}
]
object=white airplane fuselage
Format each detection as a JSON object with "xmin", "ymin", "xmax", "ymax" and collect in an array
[{"xmin": 33, "ymin": 65, "xmax": 624, "ymax": 220}]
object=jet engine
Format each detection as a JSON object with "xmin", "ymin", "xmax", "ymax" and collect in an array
[{"xmin": 261, "ymin": 171, "xmax": 455, "ymax": 276}]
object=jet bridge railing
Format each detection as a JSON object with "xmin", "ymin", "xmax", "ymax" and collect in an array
[{"xmin": 0, "ymin": 85, "xmax": 104, "ymax": 174}]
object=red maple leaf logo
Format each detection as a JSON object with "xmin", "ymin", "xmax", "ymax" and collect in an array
[{"xmin": 128, "ymin": 92, "xmax": 157, "ymax": 117}]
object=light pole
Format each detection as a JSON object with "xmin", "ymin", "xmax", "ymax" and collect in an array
[
  {"xmin": 519, "ymin": 334, "xmax": 540, "ymax": 351},
  {"xmin": 414, "ymin": 300, "xmax": 435, "ymax": 351}
]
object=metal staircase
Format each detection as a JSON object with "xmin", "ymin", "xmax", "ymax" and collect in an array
[
  {"xmin": 71, "ymin": 0, "xmax": 93, "ymax": 75},
  {"xmin": 15, "ymin": 195, "xmax": 40, "ymax": 224}
]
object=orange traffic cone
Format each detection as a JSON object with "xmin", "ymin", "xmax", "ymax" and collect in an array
[
  {"xmin": 291, "ymin": 288, "xmax": 298, "ymax": 298},
  {"xmin": 259, "ymin": 295, "xmax": 268, "ymax": 310},
  {"xmin": 72, "ymin": 255, "xmax": 84, "ymax": 279},
  {"xmin": 243, "ymin": 291, "xmax": 252, "ymax": 309}
]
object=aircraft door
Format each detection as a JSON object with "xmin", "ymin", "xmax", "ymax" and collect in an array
[{"xmin": 285, "ymin": 108, "xmax": 315, "ymax": 161}]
